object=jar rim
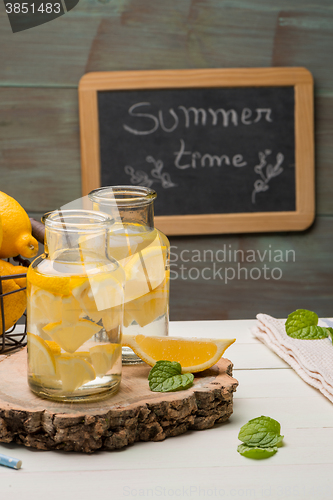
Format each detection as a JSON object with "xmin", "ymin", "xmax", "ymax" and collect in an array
[
  {"xmin": 88, "ymin": 186, "xmax": 157, "ymax": 207},
  {"xmin": 43, "ymin": 209, "xmax": 114, "ymax": 233}
]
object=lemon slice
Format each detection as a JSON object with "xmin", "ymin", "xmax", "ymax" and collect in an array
[
  {"xmin": 122, "ymin": 335, "xmax": 236, "ymax": 373},
  {"xmin": 71, "ymin": 273, "xmax": 123, "ymax": 322},
  {"xmin": 56, "ymin": 356, "xmax": 96, "ymax": 392},
  {"xmin": 102, "ymin": 305, "xmax": 122, "ymax": 332},
  {"xmin": 88, "ymin": 272, "xmax": 123, "ymax": 310},
  {"xmin": 45, "ymin": 340, "xmax": 62, "ymax": 356},
  {"xmin": 27, "ymin": 267, "xmax": 71, "ymax": 296},
  {"xmin": 61, "ymin": 295, "xmax": 82, "ymax": 325},
  {"xmin": 43, "ymin": 319, "xmax": 101, "ymax": 353},
  {"xmin": 123, "ymin": 243, "xmax": 166, "ymax": 302},
  {"xmin": 27, "ymin": 333, "xmax": 57, "ymax": 377},
  {"xmin": 71, "ymin": 351, "xmax": 91, "ymax": 362},
  {"xmin": 28, "ymin": 288, "xmax": 62, "ymax": 329},
  {"xmin": 70, "ymin": 278, "xmax": 100, "ymax": 319},
  {"xmin": 69, "ymin": 276, "xmax": 88, "ymax": 292},
  {"xmin": 123, "ymin": 286, "xmax": 168, "ymax": 328},
  {"xmin": 89, "ymin": 343, "xmax": 121, "ymax": 377}
]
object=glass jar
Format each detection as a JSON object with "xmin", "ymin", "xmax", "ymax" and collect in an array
[
  {"xmin": 27, "ymin": 210, "xmax": 124, "ymax": 402},
  {"xmin": 89, "ymin": 186, "xmax": 170, "ymax": 364}
]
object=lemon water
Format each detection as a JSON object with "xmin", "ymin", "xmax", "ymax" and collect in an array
[
  {"xmin": 108, "ymin": 223, "xmax": 170, "ymax": 364},
  {"xmin": 27, "ymin": 253, "xmax": 124, "ymax": 402}
]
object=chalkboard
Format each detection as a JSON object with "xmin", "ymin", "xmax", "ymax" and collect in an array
[{"xmin": 79, "ymin": 68, "xmax": 314, "ymax": 235}]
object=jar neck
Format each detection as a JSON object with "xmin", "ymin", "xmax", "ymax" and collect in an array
[
  {"xmin": 113, "ymin": 201, "xmax": 154, "ymax": 229},
  {"xmin": 89, "ymin": 186, "xmax": 157, "ymax": 231},
  {"xmin": 43, "ymin": 210, "xmax": 113, "ymax": 260}
]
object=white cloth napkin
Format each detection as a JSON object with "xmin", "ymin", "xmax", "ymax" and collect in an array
[{"xmin": 252, "ymin": 314, "xmax": 333, "ymax": 403}]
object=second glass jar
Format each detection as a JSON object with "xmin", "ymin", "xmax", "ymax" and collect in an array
[{"xmin": 89, "ymin": 186, "xmax": 170, "ymax": 364}]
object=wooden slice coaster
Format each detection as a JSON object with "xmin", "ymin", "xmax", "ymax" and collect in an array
[{"xmin": 0, "ymin": 348, "xmax": 238, "ymax": 453}]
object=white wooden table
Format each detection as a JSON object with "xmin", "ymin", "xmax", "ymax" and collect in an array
[{"xmin": 1, "ymin": 319, "xmax": 333, "ymax": 500}]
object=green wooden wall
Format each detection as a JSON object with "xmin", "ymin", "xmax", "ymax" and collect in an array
[{"xmin": 1, "ymin": 0, "xmax": 333, "ymax": 320}]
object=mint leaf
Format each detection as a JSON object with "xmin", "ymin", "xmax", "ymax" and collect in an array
[
  {"xmin": 285, "ymin": 309, "xmax": 330, "ymax": 339},
  {"xmin": 237, "ymin": 444, "xmax": 278, "ymax": 459},
  {"xmin": 287, "ymin": 325, "xmax": 329, "ymax": 340},
  {"xmin": 325, "ymin": 327, "xmax": 333, "ymax": 341},
  {"xmin": 238, "ymin": 416, "xmax": 283, "ymax": 448},
  {"xmin": 148, "ymin": 360, "xmax": 194, "ymax": 392},
  {"xmin": 285, "ymin": 309, "xmax": 318, "ymax": 336},
  {"xmin": 237, "ymin": 416, "xmax": 283, "ymax": 460}
]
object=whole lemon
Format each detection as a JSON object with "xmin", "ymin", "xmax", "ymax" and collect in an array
[
  {"xmin": 0, "ymin": 259, "xmax": 27, "ymax": 288},
  {"xmin": 0, "ymin": 192, "xmax": 38, "ymax": 259},
  {"xmin": 0, "ymin": 277, "xmax": 26, "ymax": 334},
  {"xmin": 0, "ymin": 214, "xmax": 3, "ymax": 250}
]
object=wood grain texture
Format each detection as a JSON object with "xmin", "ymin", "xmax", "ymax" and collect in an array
[
  {"xmin": 315, "ymin": 95, "xmax": 333, "ymax": 215},
  {"xmin": 273, "ymin": 11, "xmax": 333, "ymax": 94},
  {"xmin": 1, "ymin": 1, "xmax": 331, "ymax": 87},
  {"xmin": 0, "ymin": 88, "xmax": 81, "ymax": 213},
  {"xmin": 0, "ymin": 349, "xmax": 238, "ymax": 453},
  {"xmin": 0, "ymin": 1, "xmax": 276, "ymax": 86},
  {"xmin": 0, "ymin": 12, "xmax": 102, "ymax": 87},
  {"xmin": 79, "ymin": 67, "xmax": 314, "ymax": 91},
  {"xmin": 154, "ymin": 211, "xmax": 315, "ymax": 236},
  {"xmin": 79, "ymin": 86, "xmax": 101, "ymax": 196},
  {"xmin": 83, "ymin": 8, "xmax": 277, "ymax": 75}
]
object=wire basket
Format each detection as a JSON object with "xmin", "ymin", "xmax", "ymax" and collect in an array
[{"xmin": 0, "ymin": 273, "xmax": 27, "ymax": 354}]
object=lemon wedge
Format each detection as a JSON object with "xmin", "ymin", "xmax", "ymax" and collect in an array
[
  {"xmin": 123, "ymin": 244, "xmax": 166, "ymax": 302},
  {"xmin": 122, "ymin": 335, "xmax": 236, "ymax": 373},
  {"xmin": 56, "ymin": 356, "xmax": 96, "ymax": 392},
  {"xmin": 27, "ymin": 333, "xmax": 57, "ymax": 377},
  {"xmin": 29, "ymin": 289, "xmax": 83, "ymax": 336},
  {"xmin": 71, "ymin": 273, "xmax": 123, "ymax": 322},
  {"xmin": 28, "ymin": 288, "xmax": 62, "ymax": 328},
  {"xmin": 71, "ymin": 278, "xmax": 101, "ymax": 321},
  {"xmin": 45, "ymin": 340, "xmax": 62, "ymax": 356},
  {"xmin": 70, "ymin": 351, "xmax": 91, "ymax": 362},
  {"xmin": 61, "ymin": 295, "xmax": 82, "ymax": 325},
  {"xmin": 123, "ymin": 286, "xmax": 168, "ymax": 328},
  {"xmin": 102, "ymin": 305, "xmax": 123, "ymax": 332},
  {"xmin": 42, "ymin": 319, "xmax": 101, "ymax": 353},
  {"xmin": 89, "ymin": 343, "xmax": 121, "ymax": 377}
]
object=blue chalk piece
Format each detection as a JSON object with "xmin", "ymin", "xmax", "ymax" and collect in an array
[{"xmin": 0, "ymin": 453, "xmax": 22, "ymax": 469}]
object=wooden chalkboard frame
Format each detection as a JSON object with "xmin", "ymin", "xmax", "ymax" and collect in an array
[{"xmin": 79, "ymin": 68, "xmax": 314, "ymax": 236}]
